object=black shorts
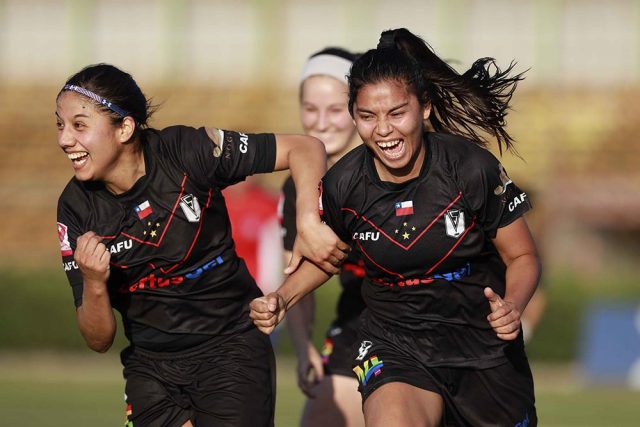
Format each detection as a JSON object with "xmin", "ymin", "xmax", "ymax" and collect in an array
[
  {"xmin": 352, "ymin": 319, "xmax": 536, "ymax": 427},
  {"xmin": 121, "ymin": 327, "xmax": 275, "ymax": 427},
  {"xmin": 321, "ymin": 317, "xmax": 361, "ymax": 377}
]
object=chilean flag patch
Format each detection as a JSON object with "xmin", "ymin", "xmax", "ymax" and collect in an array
[
  {"xmin": 135, "ymin": 200, "xmax": 153, "ymax": 219},
  {"xmin": 395, "ymin": 200, "xmax": 414, "ymax": 216}
]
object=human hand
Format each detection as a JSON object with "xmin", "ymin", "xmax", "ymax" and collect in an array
[
  {"xmin": 286, "ymin": 215, "xmax": 350, "ymax": 275},
  {"xmin": 75, "ymin": 231, "xmax": 111, "ymax": 285},
  {"xmin": 249, "ymin": 292, "xmax": 287, "ymax": 334},
  {"xmin": 296, "ymin": 342, "xmax": 325, "ymax": 398},
  {"xmin": 484, "ymin": 287, "xmax": 521, "ymax": 341}
]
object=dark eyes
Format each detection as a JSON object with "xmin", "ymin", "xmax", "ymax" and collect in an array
[{"xmin": 56, "ymin": 121, "xmax": 86, "ymax": 130}]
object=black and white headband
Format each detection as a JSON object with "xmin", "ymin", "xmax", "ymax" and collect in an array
[{"xmin": 62, "ymin": 84, "xmax": 131, "ymax": 118}]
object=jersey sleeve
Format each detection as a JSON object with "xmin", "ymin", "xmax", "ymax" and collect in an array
[
  {"xmin": 279, "ymin": 176, "xmax": 297, "ymax": 251},
  {"xmin": 457, "ymin": 147, "xmax": 531, "ymax": 238},
  {"xmin": 161, "ymin": 126, "xmax": 277, "ymax": 189},
  {"xmin": 57, "ymin": 193, "xmax": 85, "ymax": 308}
]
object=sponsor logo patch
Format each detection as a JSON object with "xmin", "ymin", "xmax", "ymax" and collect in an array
[
  {"xmin": 356, "ymin": 340, "xmax": 373, "ymax": 361},
  {"xmin": 445, "ymin": 209, "xmax": 465, "ymax": 238},
  {"xmin": 321, "ymin": 337, "xmax": 334, "ymax": 365},
  {"xmin": 493, "ymin": 164, "xmax": 513, "ymax": 196},
  {"xmin": 353, "ymin": 355, "xmax": 384, "ymax": 386},
  {"xmin": 57, "ymin": 222, "xmax": 73, "ymax": 257},
  {"xmin": 134, "ymin": 200, "xmax": 153, "ymax": 220},
  {"xmin": 395, "ymin": 200, "xmax": 414, "ymax": 216},
  {"xmin": 121, "ymin": 256, "xmax": 224, "ymax": 293},
  {"xmin": 180, "ymin": 194, "xmax": 201, "ymax": 222}
]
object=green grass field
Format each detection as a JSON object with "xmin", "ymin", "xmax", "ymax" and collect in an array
[{"xmin": 1, "ymin": 352, "xmax": 639, "ymax": 427}]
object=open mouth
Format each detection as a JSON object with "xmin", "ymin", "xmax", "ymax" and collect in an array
[
  {"xmin": 376, "ymin": 139, "xmax": 404, "ymax": 159},
  {"xmin": 67, "ymin": 151, "xmax": 89, "ymax": 168}
]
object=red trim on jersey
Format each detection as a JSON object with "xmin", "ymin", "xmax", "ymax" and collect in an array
[
  {"xmin": 160, "ymin": 187, "xmax": 213, "ymax": 275},
  {"xmin": 99, "ymin": 174, "xmax": 214, "ymax": 274},
  {"xmin": 341, "ymin": 192, "xmax": 462, "ymax": 251},
  {"xmin": 98, "ymin": 174, "xmax": 188, "ymax": 247},
  {"xmin": 342, "ymin": 261, "xmax": 366, "ymax": 278},
  {"xmin": 340, "ymin": 193, "xmax": 477, "ymax": 282},
  {"xmin": 355, "ymin": 240, "xmax": 405, "ymax": 279},
  {"xmin": 424, "ymin": 218, "xmax": 476, "ymax": 276},
  {"xmin": 119, "ymin": 174, "xmax": 188, "ymax": 247}
]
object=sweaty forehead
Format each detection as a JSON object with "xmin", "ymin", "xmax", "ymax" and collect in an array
[{"xmin": 356, "ymin": 80, "xmax": 413, "ymax": 109}]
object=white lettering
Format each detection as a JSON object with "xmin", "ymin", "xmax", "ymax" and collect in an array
[
  {"xmin": 352, "ymin": 231, "xmax": 380, "ymax": 241},
  {"xmin": 63, "ymin": 261, "xmax": 79, "ymax": 271},
  {"xmin": 239, "ymin": 132, "xmax": 249, "ymax": 154},
  {"xmin": 508, "ymin": 193, "xmax": 528, "ymax": 212},
  {"xmin": 109, "ymin": 239, "xmax": 133, "ymax": 254}
]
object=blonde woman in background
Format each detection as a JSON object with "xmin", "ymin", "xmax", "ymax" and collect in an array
[{"xmin": 279, "ymin": 47, "xmax": 365, "ymax": 427}]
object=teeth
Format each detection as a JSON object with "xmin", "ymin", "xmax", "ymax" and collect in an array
[
  {"xmin": 68, "ymin": 152, "xmax": 88, "ymax": 160},
  {"xmin": 377, "ymin": 139, "xmax": 401, "ymax": 148}
]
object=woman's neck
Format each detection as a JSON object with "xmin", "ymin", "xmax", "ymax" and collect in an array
[{"xmin": 104, "ymin": 144, "xmax": 146, "ymax": 195}]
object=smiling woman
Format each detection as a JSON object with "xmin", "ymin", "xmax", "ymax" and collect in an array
[
  {"xmin": 251, "ymin": 28, "xmax": 541, "ymax": 427},
  {"xmin": 54, "ymin": 63, "xmax": 350, "ymax": 427}
]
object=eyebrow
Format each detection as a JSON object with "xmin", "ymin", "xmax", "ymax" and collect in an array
[
  {"xmin": 356, "ymin": 101, "xmax": 409, "ymax": 114},
  {"xmin": 55, "ymin": 111, "xmax": 91, "ymax": 120}
]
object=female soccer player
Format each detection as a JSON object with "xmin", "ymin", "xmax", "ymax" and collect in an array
[
  {"xmin": 280, "ymin": 47, "xmax": 365, "ymax": 427},
  {"xmin": 55, "ymin": 63, "xmax": 348, "ymax": 427},
  {"xmin": 251, "ymin": 28, "xmax": 540, "ymax": 427}
]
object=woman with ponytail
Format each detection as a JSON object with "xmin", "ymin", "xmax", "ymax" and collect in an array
[
  {"xmin": 55, "ymin": 63, "xmax": 349, "ymax": 427},
  {"xmin": 252, "ymin": 28, "xmax": 540, "ymax": 426}
]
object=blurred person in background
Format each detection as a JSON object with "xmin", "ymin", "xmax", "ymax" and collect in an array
[
  {"xmin": 280, "ymin": 47, "xmax": 365, "ymax": 427},
  {"xmin": 224, "ymin": 176, "xmax": 283, "ymax": 344},
  {"xmin": 55, "ymin": 63, "xmax": 349, "ymax": 427},
  {"xmin": 224, "ymin": 177, "xmax": 282, "ymax": 304},
  {"xmin": 251, "ymin": 28, "xmax": 540, "ymax": 427}
]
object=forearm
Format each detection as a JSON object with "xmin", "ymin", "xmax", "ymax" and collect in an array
[
  {"xmin": 76, "ymin": 279, "xmax": 116, "ymax": 353},
  {"xmin": 279, "ymin": 261, "xmax": 331, "ymax": 310},
  {"xmin": 503, "ymin": 253, "xmax": 541, "ymax": 314},
  {"xmin": 286, "ymin": 293, "xmax": 316, "ymax": 357},
  {"xmin": 288, "ymin": 138, "xmax": 327, "ymax": 224}
]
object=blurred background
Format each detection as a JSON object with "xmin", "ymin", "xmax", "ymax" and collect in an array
[{"xmin": 1, "ymin": 0, "xmax": 639, "ymax": 425}]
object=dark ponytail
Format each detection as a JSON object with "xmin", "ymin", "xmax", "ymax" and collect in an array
[
  {"xmin": 348, "ymin": 28, "xmax": 525, "ymax": 154},
  {"xmin": 58, "ymin": 63, "xmax": 157, "ymax": 136}
]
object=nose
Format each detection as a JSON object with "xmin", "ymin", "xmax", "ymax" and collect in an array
[
  {"xmin": 58, "ymin": 127, "xmax": 75, "ymax": 148},
  {"xmin": 315, "ymin": 111, "xmax": 329, "ymax": 131},
  {"xmin": 375, "ymin": 117, "xmax": 392, "ymax": 137}
]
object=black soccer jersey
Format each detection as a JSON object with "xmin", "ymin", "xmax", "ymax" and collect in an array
[
  {"xmin": 280, "ymin": 176, "xmax": 366, "ymax": 326},
  {"xmin": 320, "ymin": 132, "xmax": 532, "ymax": 367},
  {"xmin": 57, "ymin": 125, "xmax": 276, "ymax": 350}
]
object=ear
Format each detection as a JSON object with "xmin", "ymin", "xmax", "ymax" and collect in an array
[
  {"xmin": 422, "ymin": 101, "xmax": 432, "ymax": 121},
  {"xmin": 117, "ymin": 116, "xmax": 136, "ymax": 143}
]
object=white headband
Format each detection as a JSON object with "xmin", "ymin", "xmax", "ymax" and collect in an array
[{"xmin": 299, "ymin": 54, "xmax": 353, "ymax": 85}]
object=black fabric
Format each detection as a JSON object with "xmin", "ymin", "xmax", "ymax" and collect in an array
[
  {"xmin": 320, "ymin": 315, "xmax": 363, "ymax": 377},
  {"xmin": 122, "ymin": 327, "xmax": 276, "ymax": 427},
  {"xmin": 57, "ymin": 126, "xmax": 277, "ymax": 349},
  {"xmin": 353, "ymin": 315, "xmax": 536, "ymax": 427},
  {"xmin": 279, "ymin": 175, "xmax": 367, "ymax": 327},
  {"xmin": 320, "ymin": 132, "xmax": 532, "ymax": 367}
]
